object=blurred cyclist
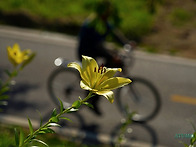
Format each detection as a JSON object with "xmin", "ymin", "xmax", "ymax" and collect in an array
[{"xmin": 77, "ymin": 0, "xmax": 134, "ymax": 115}]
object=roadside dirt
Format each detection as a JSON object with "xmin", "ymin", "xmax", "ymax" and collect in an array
[
  {"xmin": 0, "ymin": 0, "xmax": 196, "ymax": 60},
  {"xmin": 142, "ymin": 0, "xmax": 196, "ymax": 59}
]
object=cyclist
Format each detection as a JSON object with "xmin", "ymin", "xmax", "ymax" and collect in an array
[{"xmin": 77, "ymin": 0, "xmax": 134, "ymax": 115}]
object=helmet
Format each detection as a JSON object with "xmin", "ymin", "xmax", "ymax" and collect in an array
[{"xmin": 95, "ymin": 0, "xmax": 121, "ymax": 26}]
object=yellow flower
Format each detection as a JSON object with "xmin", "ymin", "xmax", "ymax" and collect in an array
[
  {"xmin": 7, "ymin": 43, "xmax": 31, "ymax": 67},
  {"xmin": 68, "ymin": 55, "xmax": 132, "ymax": 103}
]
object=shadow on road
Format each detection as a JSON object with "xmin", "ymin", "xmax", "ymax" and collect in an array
[
  {"xmin": 43, "ymin": 110, "xmax": 159, "ymax": 146},
  {"xmin": 110, "ymin": 122, "xmax": 158, "ymax": 146},
  {"xmin": 0, "ymin": 82, "xmax": 39, "ymax": 112}
]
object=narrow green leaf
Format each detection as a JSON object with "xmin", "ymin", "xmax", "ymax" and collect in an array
[
  {"xmin": 36, "ymin": 110, "xmax": 43, "ymax": 127},
  {"xmin": 28, "ymin": 118, "xmax": 34, "ymax": 135},
  {"xmin": 5, "ymin": 69, "xmax": 12, "ymax": 77},
  {"xmin": 11, "ymin": 70, "xmax": 18, "ymax": 77},
  {"xmin": 83, "ymin": 102, "xmax": 94, "ymax": 109},
  {"xmin": 58, "ymin": 98, "xmax": 64, "ymax": 112},
  {"xmin": 0, "ymin": 95, "xmax": 9, "ymax": 100},
  {"xmin": 21, "ymin": 53, "xmax": 36, "ymax": 70},
  {"xmin": 67, "ymin": 108, "xmax": 79, "ymax": 113},
  {"xmin": 51, "ymin": 108, "xmax": 57, "ymax": 117},
  {"xmin": 179, "ymin": 141, "xmax": 189, "ymax": 147},
  {"xmin": 37, "ymin": 131, "xmax": 47, "ymax": 135},
  {"xmin": 78, "ymin": 96, "xmax": 82, "ymax": 101},
  {"xmin": 59, "ymin": 117, "xmax": 72, "ymax": 122},
  {"xmin": 72, "ymin": 100, "xmax": 81, "ymax": 109},
  {"xmin": 47, "ymin": 123, "xmax": 61, "ymax": 127},
  {"xmin": 19, "ymin": 128, "xmax": 24, "ymax": 147},
  {"xmin": 49, "ymin": 116, "xmax": 59, "ymax": 123},
  {"xmin": 40, "ymin": 128, "xmax": 55, "ymax": 134},
  {"xmin": 0, "ymin": 86, "xmax": 10, "ymax": 95},
  {"xmin": 191, "ymin": 132, "xmax": 196, "ymax": 145},
  {"xmin": 14, "ymin": 128, "xmax": 19, "ymax": 146},
  {"xmin": 32, "ymin": 139, "xmax": 49, "ymax": 147}
]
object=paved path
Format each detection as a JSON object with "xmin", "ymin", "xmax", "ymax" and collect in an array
[{"xmin": 1, "ymin": 25, "xmax": 196, "ymax": 147}]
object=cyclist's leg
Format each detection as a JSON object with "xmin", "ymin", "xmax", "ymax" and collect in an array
[
  {"xmin": 95, "ymin": 43, "xmax": 114, "ymax": 67},
  {"xmin": 98, "ymin": 44, "xmax": 124, "ymax": 69},
  {"xmin": 87, "ymin": 95, "xmax": 102, "ymax": 116}
]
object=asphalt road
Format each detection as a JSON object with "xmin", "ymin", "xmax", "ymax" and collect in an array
[{"xmin": 1, "ymin": 25, "xmax": 196, "ymax": 147}]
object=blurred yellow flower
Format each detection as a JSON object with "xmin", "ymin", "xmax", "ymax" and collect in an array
[
  {"xmin": 68, "ymin": 55, "xmax": 132, "ymax": 103},
  {"xmin": 7, "ymin": 43, "xmax": 31, "ymax": 67}
]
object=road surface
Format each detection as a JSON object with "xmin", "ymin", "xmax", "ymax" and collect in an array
[{"xmin": 1, "ymin": 25, "xmax": 196, "ymax": 147}]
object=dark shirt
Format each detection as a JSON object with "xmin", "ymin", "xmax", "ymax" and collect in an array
[{"xmin": 78, "ymin": 19, "xmax": 113, "ymax": 59}]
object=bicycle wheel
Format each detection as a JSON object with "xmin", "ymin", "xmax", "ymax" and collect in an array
[
  {"xmin": 116, "ymin": 77, "xmax": 161, "ymax": 123},
  {"xmin": 110, "ymin": 122, "xmax": 158, "ymax": 146},
  {"xmin": 47, "ymin": 67, "xmax": 86, "ymax": 108}
]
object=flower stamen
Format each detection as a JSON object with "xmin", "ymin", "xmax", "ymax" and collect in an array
[{"xmin": 95, "ymin": 64, "xmax": 106, "ymax": 74}]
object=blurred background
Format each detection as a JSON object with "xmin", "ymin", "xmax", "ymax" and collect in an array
[
  {"xmin": 1, "ymin": 0, "xmax": 196, "ymax": 147},
  {"xmin": 0, "ymin": 0, "xmax": 196, "ymax": 59}
]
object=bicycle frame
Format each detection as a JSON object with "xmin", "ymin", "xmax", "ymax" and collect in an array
[
  {"xmin": 53, "ymin": 43, "xmax": 134, "ymax": 73},
  {"xmin": 48, "ymin": 43, "xmax": 161, "ymax": 123}
]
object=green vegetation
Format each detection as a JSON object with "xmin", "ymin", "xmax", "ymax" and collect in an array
[
  {"xmin": 1, "ymin": 0, "xmax": 196, "ymax": 58},
  {"xmin": 0, "ymin": 124, "xmax": 15, "ymax": 147},
  {"xmin": 0, "ymin": 123, "xmax": 107, "ymax": 147},
  {"xmin": 169, "ymin": 8, "xmax": 193, "ymax": 27},
  {"xmin": 0, "ymin": 0, "xmax": 157, "ymax": 40}
]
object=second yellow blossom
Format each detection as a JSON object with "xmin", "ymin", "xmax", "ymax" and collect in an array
[{"xmin": 7, "ymin": 43, "xmax": 32, "ymax": 67}]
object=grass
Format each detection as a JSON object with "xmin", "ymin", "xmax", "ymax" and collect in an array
[
  {"xmin": 0, "ymin": 123, "xmax": 107, "ymax": 147},
  {"xmin": 0, "ymin": 0, "xmax": 156, "ymax": 40},
  {"xmin": 169, "ymin": 8, "xmax": 193, "ymax": 27},
  {"xmin": 0, "ymin": 123, "xmax": 15, "ymax": 147},
  {"xmin": 1, "ymin": 0, "xmax": 196, "ymax": 59}
]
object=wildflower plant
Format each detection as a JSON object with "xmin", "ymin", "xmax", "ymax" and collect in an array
[
  {"xmin": 7, "ymin": 43, "xmax": 34, "ymax": 68},
  {"xmin": 0, "ymin": 43, "xmax": 36, "ymax": 109},
  {"xmin": 115, "ymin": 106, "xmax": 135, "ymax": 147},
  {"xmin": 68, "ymin": 55, "xmax": 132, "ymax": 103},
  {"xmin": 1, "ymin": 45, "xmax": 132, "ymax": 147}
]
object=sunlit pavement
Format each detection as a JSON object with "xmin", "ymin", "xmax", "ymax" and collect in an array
[{"xmin": 1, "ymin": 25, "xmax": 196, "ymax": 146}]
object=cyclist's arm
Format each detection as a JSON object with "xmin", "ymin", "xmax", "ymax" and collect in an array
[
  {"xmin": 111, "ymin": 28, "xmax": 137, "ymax": 49},
  {"xmin": 112, "ymin": 28, "xmax": 129, "ymax": 45}
]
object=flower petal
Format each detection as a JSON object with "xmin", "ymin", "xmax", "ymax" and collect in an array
[
  {"xmin": 7, "ymin": 44, "xmax": 23, "ymax": 66},
  {"xmin": 13, "ymin": 43, "xmax": 21, "ymax": 52},
  {"xmin": 22, "ymin": 49, "xmax": 31, "ymax": 60},
  {"xmin": 95, "ymin": 68, "xmax": 122, "ymax": 87},
  {"xmin": 81, "ymin": 55, "xmax": 99, "ymax": 87},
  {"xmin": 67, "ymin": 62, "xmax": 89, "ymax": 83},
  {"xmin": 98, "ymin": 77, "xmax": 132, "ymax": 91},
  {"xmin": 80, "ymin": 80, "xmax": 99, "ymax": 92},
  {"xmin": 7, "ymin": 47, "xmax": 16, "ymax": 66},
  {"xmin": 68, "ymin": 62, "xmax": 91, "ymax": 87},
  {"xmin": 96, "ymin": 90, "xmax": 114, "ymax": 103},
  {"xmin": 80, "ymin": 80, "xmax": 92, "ymax": 91},
  {"xmin": 67, "ymin": 62, "xmax": 82, "ymax": 74}
]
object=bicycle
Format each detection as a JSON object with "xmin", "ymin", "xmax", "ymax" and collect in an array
[{"xmin": 47, "ymin": 44, "xmax": 161, "ymax": 123}]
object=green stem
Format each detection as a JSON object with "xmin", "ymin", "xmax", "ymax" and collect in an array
[
  {"xmin": 1, "ymin": 68, "xmax": 19, "ymax": 88},
  {"xmin": 21, "ymin": 121, "xmax": 51, "ymax": 147},
  {"xmin": 81, "ymin": 91, "xmax": 93, "ymax": 103},
  {"xmin": 22, "ymin": 106, "xmax": 74, "ymax": 146},
  {"xmin": 22, "ymin": 92, "xmax": 94, "ymax": 147}
]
